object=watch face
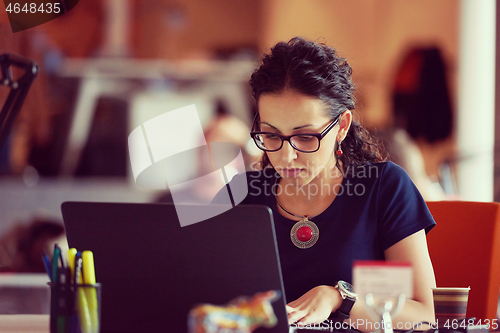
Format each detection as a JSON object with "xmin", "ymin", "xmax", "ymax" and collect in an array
[{"xmin": 339, "ymin": 281, "xmax": 357, "ymax": 297}]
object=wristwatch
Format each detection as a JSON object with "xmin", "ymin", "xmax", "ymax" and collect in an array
[{"xmin": 333, "ymin": 280, "xmax": 358, "ymax": 320}]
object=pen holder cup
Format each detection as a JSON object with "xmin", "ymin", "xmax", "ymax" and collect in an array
[{"xmin": 49, "ymin": 282, "xmax": 102, "ymax": 333}]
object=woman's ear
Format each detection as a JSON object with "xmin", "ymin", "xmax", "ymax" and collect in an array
[{"xmin": 337, "ymin": 110, "xmax": 353, "ymax": 141}]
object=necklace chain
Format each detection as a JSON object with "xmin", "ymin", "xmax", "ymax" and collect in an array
[
  {"xmin": 274, "ymin": 178, "xmax": 316, "ymax": 220},
  {"xmin": 274, "ymin": 178, "xmax": 320, "ymax": 249}
]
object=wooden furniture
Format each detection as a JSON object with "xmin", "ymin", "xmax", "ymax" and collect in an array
[{"xmin": 0, "ymin": 315, "xmax": 49, "ymax": 333}]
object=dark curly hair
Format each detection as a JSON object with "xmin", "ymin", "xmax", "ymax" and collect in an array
[{"xmin": 249, "ymin": 37, "xmax": 386, "ymax": 173}]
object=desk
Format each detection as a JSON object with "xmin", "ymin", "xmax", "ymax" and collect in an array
[
  {"xmin": 0, "ymin": 315, "xmax": 49, "ymax": 333},
  {"xmin": 0, "ymin": 274, "xmax": 50, "ymax": 315}
]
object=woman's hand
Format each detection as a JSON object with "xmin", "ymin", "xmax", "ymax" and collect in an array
[{"xmin": 286, "ymin": 285, "xmax": 341, "ymax": 325}]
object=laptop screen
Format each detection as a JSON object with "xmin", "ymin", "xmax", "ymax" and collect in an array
[{"xmin": 62, "ymin": 202, "xmax": 289, "ymax": 333}]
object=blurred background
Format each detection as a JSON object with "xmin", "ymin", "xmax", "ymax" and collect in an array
[{"xmin": 0, "ymin": 0, "xmax": 497, "ymax": 273}]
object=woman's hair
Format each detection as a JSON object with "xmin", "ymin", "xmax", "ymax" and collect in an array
[
  {"xmin": 392, "ymin": 47, "xmax": 453, "ymax": 143},
  {"xmin": 249, "ymin": 37, "xmax": 386, "ymax": 172}
]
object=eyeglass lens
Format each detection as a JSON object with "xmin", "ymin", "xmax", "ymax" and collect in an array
[{"xmin": 254, "ymin": 133, "xmax": 320, "ymax": 152}]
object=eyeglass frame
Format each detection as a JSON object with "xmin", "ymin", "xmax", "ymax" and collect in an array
[{"xmin": 250, "ymin": 114, "xmax": 342, "ymax": 153}]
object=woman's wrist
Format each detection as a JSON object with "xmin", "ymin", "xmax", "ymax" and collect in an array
[
  {"xmin": 325, "ymin": 285, "xmax": 343, "ymax": 314},
  {"xmin": 332, "ymin": 281, "xmax": 358, "ymax": 320}
]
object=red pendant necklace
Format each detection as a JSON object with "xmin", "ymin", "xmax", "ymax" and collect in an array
[{"xmin": 275, "ymin": 192, "xmax": 319, "ymax": 249}]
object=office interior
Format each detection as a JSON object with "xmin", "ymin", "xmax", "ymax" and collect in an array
[{"xmin": 0, "ymin": 0, "xmax": 498, "ymax": 317}]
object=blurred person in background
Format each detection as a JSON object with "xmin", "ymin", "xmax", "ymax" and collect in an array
[
  {"xmin": 384, "ymin": 47, "xmax": 456, "ymax": 201},
  {"xmin": 156, "ymin": 105, "xmax": 254, "ymax": 204},
  {"xmin": 0, "ymin": 218, "xmax": 66, "ymax": 272}
]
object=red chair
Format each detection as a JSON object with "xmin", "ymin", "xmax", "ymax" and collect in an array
[{"xmin": 426, "ymin": 201, "xmax": 500, "ymax": 321}]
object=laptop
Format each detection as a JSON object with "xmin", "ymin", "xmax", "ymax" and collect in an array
[{"xmin": 62, "ymin": 202, "xmax": 340, "ymax": 333}]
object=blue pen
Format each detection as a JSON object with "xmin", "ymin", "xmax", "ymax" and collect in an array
[
  {"xmin": 59, "ymin": 246, "xmax": 66, "ymax": 270},
  {"xmin": 50, "ymin": 244, "xmax": 61, "ymax": 333},
  {"xmin": 42, "ymin": 251, "xmax": 52, "ymax": 282},
  {"xmin": 52, "ymin": 244, "xmax": 60, "ymax": 284}
]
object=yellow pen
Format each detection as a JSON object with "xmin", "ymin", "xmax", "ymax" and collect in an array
[
  {"xmin": 67, "ymin": 248, "xmax": 77, "ymax": 284},
  {"xmin": 75, "ymin": 253, "xmax": 92, "ymax": 333},
  {"xmin": 82, "ymin": 251, "xmax": 99, "ymax": 333}
]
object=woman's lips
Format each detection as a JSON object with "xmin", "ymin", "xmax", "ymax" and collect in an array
[{"xmin": 282, "ymin": 168, "xmax": 303, "ymax": 177}]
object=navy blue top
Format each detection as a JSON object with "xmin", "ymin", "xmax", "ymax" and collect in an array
[{"xmin": 215, "ymin": 161, "xmax": 435, "ymax": 303}]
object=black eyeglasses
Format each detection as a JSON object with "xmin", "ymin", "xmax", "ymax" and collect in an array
[{"xmin": 250, "ymin": 115, "xmax": 341, "ymax": 153}]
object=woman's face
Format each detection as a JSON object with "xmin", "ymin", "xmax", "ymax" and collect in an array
[{"xmin": 258, "ymin": 90, "xmax": 341, "ymax": 187}]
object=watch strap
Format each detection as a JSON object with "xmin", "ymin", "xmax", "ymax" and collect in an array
[{"xmin": 334, "ymin": 294, "xmax": 356, "ymax": 319}]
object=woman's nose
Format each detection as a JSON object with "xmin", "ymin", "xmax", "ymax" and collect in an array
[{"xmin": 281, "ymin": 140, "xmax": 298, "ymax": 163}]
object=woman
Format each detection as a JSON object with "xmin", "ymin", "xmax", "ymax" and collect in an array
[
  {"xmin": 216, "ymin": 37, "xmax": 436, "ymax": 330},
  {"xmin": 387, "ymin": 46, "xmax": 455, "ymax": 201}
]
